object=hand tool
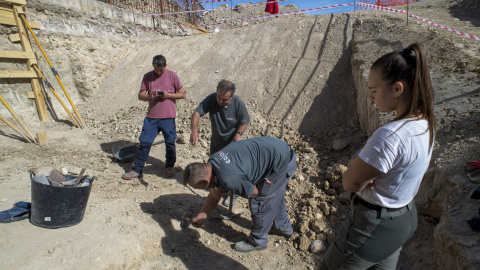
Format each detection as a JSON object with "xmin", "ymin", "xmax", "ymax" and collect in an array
[
  {"xmin": 74, "ymin": 168, "xmax": 87, "ymax": 187},
  {"xmin": 181, "ymin": 209, "xmax": 213, "ymax": 233},
  {"xmin": 31, "ymin": 64, "xmax": 81, "ymax": 128}
]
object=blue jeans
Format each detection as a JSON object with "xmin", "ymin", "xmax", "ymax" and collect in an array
[{"xmin": 132, "ymin": 117, "xmax": 176, "ymax": 173}]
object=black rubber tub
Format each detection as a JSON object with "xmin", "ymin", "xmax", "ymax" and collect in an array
[{"xmin": 30, "ymin": 173, "xmax": 94, "ymax": 228}]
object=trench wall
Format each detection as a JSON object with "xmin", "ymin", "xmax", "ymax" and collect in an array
[
  {"xmin": 349, "ymin": 21, "xmax": 480, "ymax": 269},
  {"xmin": 39, "ymin": 0, "xmax": 154, "ymax": 28}
]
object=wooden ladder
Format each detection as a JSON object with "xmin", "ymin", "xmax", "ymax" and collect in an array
[{"xmin": 0, "ymin": 0, "xmax": 48, "ymax": 121}]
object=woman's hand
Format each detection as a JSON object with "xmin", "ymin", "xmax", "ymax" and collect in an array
[
  {"xmin": 364, "ymin": 180, "xmax": 375, "ymax": 190},
  {"xmin": 343, "ymin": 157, "xmax": 381, "ymax": 193}
]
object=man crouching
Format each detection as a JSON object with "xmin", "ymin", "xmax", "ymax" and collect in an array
[{"xmin": 183, "ymin": 136, "xmax": 297, "ymax": 253}]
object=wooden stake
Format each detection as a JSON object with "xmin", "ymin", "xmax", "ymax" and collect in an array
[
  {"xmin": 0, "ymin": 94, "xmax": 37, "ymax": 143},
  {"xmin": 0, "ymin": 113, "xmax": 35, "ymax": 143}
]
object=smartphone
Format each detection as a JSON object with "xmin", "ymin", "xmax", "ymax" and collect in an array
[{"xmin": 156, "ymin": 91, "xmax": 164, "ymax": 96}]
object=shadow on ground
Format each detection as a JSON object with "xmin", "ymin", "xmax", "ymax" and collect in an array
[
  {"xmin": 450, "ymin": 0, "xmax": 480, "ymax": 27},
  {"xmin": 140, "ymin": 193, "xmax": 253, "ymax": 270}
]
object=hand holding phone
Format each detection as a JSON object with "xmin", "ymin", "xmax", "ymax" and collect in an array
[{"xmin": 155, "ymin": 91, "xmax": 165, "ymax": 97}]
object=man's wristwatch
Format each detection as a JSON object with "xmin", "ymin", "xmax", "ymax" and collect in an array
[{"xmin": 237, "ymin": 131, "xmax": 243, "ymax": 136}]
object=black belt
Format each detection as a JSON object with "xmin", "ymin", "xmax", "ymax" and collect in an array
[{"xmin": 352, "ymin": 194, "xmax": 405, "ymax": 212}]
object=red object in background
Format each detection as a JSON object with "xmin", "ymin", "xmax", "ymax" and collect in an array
[{"xmin": 265, "ymin": 0, "xmax": 279, "ymax": 14}]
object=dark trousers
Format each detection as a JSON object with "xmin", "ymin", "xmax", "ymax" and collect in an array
[
  {"xmin": 248, "ymin": 149, "xmax": 297, "ymax": 247},
  {"xmin": 132, "ymin": 117, "xmax": 176, "ymax": 173},
  {"xmin": 319, "ymin": 195, "xmax": 417, "ymax": 270}
]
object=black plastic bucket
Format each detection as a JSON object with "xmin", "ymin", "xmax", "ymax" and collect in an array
[{"xmin": 30, "ymin": 174, "xmax": 94, "ymax": 228}]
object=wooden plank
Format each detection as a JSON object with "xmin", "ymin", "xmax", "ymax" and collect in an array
[
  {"xmin": 0, "ymin": 16, "xmax": 40, "ymax": 29},
  {"xmin": 27, "ymin": 91, "xmax": 34, "ymax": 99},
  {"xmin": 0, "ymin": 50, "xmax": 35, "ymax": 59},
  {"xmin": 0, "ymin": 3, "xmax": 13, "ymax": 12},
  {"xmin": 14, "ymin": 5, "xmax": 26, "ymax": 15},
  {"xmin": 36, "ymin": 131, "xmax": 48, "ymax": 144},
  {"xmin": 3, "ymin": 0, "xmax": 26, "ymax": 5},
  {"xmin": 0, "ymin": 9, "xmax": 14, "ymax": 19},
  {"xmin": 8, "ymin": 33, "xmax": 20, "ymax": 43},
  {"xmin": 0, "ymin": 70, "xmax": 38, "ymax": 78}
]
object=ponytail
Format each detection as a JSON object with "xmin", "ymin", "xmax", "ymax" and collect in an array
[{"xmin": 371, "ymin": 43, "xmax": 436, "ymax": 149}]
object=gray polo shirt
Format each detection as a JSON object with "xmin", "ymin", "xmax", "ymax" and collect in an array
[
  {"xmin": 208, "ymin": 137, "xmax": 291, "ymax": 198},
  {"xmin": 195, "ymin": 93, "xmax": 250, "ymax": 150}
]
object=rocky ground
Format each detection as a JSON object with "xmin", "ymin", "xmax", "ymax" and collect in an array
[{"xmin": 0, "ymin": 0, "xmax": 479, "ymax": 269}]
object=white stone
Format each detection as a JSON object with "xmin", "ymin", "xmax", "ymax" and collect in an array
[{"xmin": 310, "ymin": 240, "xmax": 326, "ymax": 253}]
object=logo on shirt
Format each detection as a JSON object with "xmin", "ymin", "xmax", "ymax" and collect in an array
[
  {"xmin": 226, "ymin": 117, "xmax": 236, "ymax": 121},
  {"xmin": 218, "ymin": 151, "xmax": 231, "ymax": 164}
]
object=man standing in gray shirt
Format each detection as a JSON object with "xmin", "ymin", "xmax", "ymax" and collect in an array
[
  {"xmin": 183, "ymin": 137, "xmax": 297, "ymax": 253},
  {"xmin": 190, "ymin": 79, "xmax": 250, "ymax": 206}
]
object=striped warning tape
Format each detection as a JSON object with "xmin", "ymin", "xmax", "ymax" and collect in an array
[
  {"xmin": 138, "ymin": 3, "xmax": 355, "ymax": 32},
  {"xmin": 134, "ymin": 0, "xmax": 290, "ymax": 17},
  {"xmin": 358, "ymin": 3, "xmax": 480, "ymax": 41}
]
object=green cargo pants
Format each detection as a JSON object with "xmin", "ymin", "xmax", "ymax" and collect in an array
[{"xmin": 319, "ymin": 195, "xmax": 417, "ymax": 270}]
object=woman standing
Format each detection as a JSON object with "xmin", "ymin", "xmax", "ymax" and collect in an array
[{"xmin": 320, "ymin": 43, "xmax": 436, "ymax": 269}]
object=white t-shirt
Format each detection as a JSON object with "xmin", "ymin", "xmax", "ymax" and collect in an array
[{"xmin": 357, "ymin": 118, "xmax": 433, "ymax": 208}]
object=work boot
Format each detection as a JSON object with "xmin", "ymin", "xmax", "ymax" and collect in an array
[
  {"xmin": 122, "ymin": 170, "xmax": 140, "ymax": 180},
  {"xmin": 234, "ymin": 239, "xmax": 267, "ymax": 253}
]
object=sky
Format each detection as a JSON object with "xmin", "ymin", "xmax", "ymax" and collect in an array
[{"xmin": 210, "ymin": 0, "xmax": 356, "ymax": 16}]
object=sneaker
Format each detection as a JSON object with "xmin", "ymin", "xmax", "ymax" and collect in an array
[
  {"xmin": 122, "ymin": 170, "xmax": 140, "ymax": 180},
  {"xmin": 166, "ymin": 167, "xmax": 174, "ymax": 177},
  {"xmin": 268, "ymin": 227, "xmax": 293, "ymax": 238},
  {"xmin": 234, "ymin": 240, "xmax": 267, "ymax": 253}
]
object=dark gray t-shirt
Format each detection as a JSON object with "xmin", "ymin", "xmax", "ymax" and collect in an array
[
  {"xmin": 195, "ymin": 93, "xmax": 250, "ymax": 150},
  {"xmin": 208, "ymin": 137, "xmax": 291, "ymax": 198}
]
